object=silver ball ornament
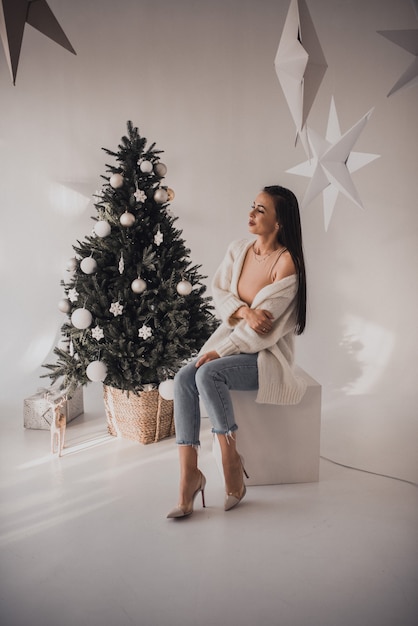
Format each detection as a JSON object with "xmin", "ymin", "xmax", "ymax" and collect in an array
[
  {"xmin": 58, "ymin": 298, "xmax": 71, "ymax": 313},
  {"xmin": 86, "ymin": 360, "xmax": 108, "ymax": 382},
  {"xmin": 154, "ymin": 188, "xmax": 168, "ymax": 204},
  {"xmin": 94, "ymin": 220, "xmax": 111, "ymax": 237},
  {"xmin": 71, "ymin": 308, "xmax": 93, "ymax": 329},
  {"xmin": 176, "ymin": 280, "xmax": 192, "ymax": 296},
  {"xmin": 140, "ymin": 160, "xmax": 153, "ymax": 174},
  {"xmin": 120, "ymin": 211, "xmax": 135, "ymax": 227},
  {"xmin": 80, "ymin": 257, "xmax": 97, "ymax": 274},
  {"xmin": 66, "ymin": 257, "xmax": 78, "ymax": 271},
  {"xmin": 154, "ymin": 162, "xmax": 167, "ymax": 177},
  {"xmin": 131, "ymin": 278, "xmax": 147, "ymax": 294},
  {"xmin": 110, "ymin": 173, "xmax": 124, "ymax": 188},
  {"xmin": 159, "ymin": 380, "xmax": 175, "ymax": 401}
]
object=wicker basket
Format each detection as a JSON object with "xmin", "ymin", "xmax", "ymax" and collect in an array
[{"xmin": 103, "ymin": 385, "xmax": 175, "ymax": 444}]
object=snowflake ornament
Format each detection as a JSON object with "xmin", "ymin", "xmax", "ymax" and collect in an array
[
  {"xmin": 91, "ymin": 325, "xmax": 104, "ymax": 341},
  {"xmin": 154, "ymin": 227, "xmax": 163, "ymax": 247},
  {"xmin": 134, "ymin": 188, "xmax": 146, "ymax": 202},
  {"xmin": 110, "ymin": 301, "xmax": 124, "ymax": 316},
  {"xmin": 138, "ymin": 324, "xmax": 153, "ymax": 339},
  {"xmin": 68, "ymin": 288, "xmax": 79, "ymax": 303}
]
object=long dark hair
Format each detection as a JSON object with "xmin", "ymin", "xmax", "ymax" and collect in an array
[{"xmin": 263, "ymin": 185, "xmax": 307, "ymax": 334}]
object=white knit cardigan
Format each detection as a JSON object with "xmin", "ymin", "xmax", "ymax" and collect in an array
[{"xmin": 199, "ymin": 239, "xmax": 307, "ymax": 405}]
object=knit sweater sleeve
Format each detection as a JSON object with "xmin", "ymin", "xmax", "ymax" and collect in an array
[
  {"xmin": 211, "ymin": 240, "xmax": 250, "ymax": 327},
  {"xmin": 214, "ymin": 276, "xmax": 298, "ymax": 357}
]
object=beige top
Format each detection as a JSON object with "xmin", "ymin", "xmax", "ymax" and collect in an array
[{"xmin": 237, "ymin": 244, "xmax": 288, "ymax": 306}]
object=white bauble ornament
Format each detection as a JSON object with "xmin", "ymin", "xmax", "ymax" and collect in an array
[
  {"xmin": 140, "ymin": 160, "xmax": 153, "ymax": 173},
  {"xmin": 94, "ymin": 220, "xmax": 111, "ymax": 238},
  {"xmin": 66, "ymin": 257, "xmax": 78, "ymax": 271},
  {"xmin": 110, "ymin": 173, "xmax": 124, "ymax": 188},
  {"xmin": 71, "ymin": 308, "xmax": 93, "ymax": 329},
  {"xmin": 58, "ymin": 298, "xmax": 71, "ymax": 313},
  {"xmin": 176, "ymin": 280, "xmax": 192, "ymax": 296},
  {"xmin": 120, "ymin": 211, "xmax": 135, "ymax": 227},
  {"xmin": 131, "ymin": 278, "xmax": 147, "ymax": 294},
  {"xmin": 159, "ymin": 379, "xmax": 175, "ymax": 401},
  {"xmin": 86, "ymin": 360, "xmax": 108, "ymax": 382},
  {"xmin": 154, "ymin": 188, "xmax": 168, "ymax": 204},
  {"xmin": 154, "ymin": 162, "xmax": 167, "ymax": 177},
  {"xmin": 80, "ymin": 257, "xmax": 97, "ymax": 274}
]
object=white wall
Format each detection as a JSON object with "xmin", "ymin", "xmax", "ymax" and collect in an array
[{"xmin": 1, "ymin": 0, "xmax": 417, "ymax": 482}]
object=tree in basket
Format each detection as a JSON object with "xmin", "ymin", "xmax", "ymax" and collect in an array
[{"xmin": 43, "ymin": 121, "xmax": 216, "ymax": 443}]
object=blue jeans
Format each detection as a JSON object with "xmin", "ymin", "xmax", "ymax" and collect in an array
[{"xmin": 174, "ymin": 353, "xmax": 259, "ymax": 446}]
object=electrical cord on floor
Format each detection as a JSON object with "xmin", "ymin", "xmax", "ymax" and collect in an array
[{"xmin": 320, "ymin": 455, "xmax": 418, "ymax": 488}]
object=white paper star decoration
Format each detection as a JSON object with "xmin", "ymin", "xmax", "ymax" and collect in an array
[
  {"xmin": 68, "ymin": 287, "xmax": 79, "ymax": 303},
  {"xmin": 274, "ymin": 0, "xmax": 328, "ymax": 137},
  {"xmin": 377, "ymin": 28, "xmax": 418, "ymax": 97},
  {"xmin": 109, "ymin": 301, "xmax": 123, "ymax": 317},
  {"xmin": 91, "ymin": 325, "xmax": 104, "ymax": 341},
  {"xmin": 287, "ymin": 98, "xmax": 380, "ymax": 230},
  {"xmin": 134, "ymin": 188, "xmax": 146, "ymax": 203},
  {"xmin": 154, "ymin": 227, "xmax": 163, "ymax": 247},
  {"xmin": 0, "ymin": 0, "xmax": 76, "ymax": 85},
  {"xmin": 138, "ymin": 324, "xmax": 153, "ymax": 340}
]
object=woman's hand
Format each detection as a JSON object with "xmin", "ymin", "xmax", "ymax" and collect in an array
[
  {"xmin": 236, "ymin": 307, "xmax": 274, "ymax": 335},
  {"xmin": 196, "ymin": 351, "xmax": 220, "ymax": 368}
]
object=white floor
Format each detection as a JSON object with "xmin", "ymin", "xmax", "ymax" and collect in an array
[{"xmin": 1, "ymin": 387, "xmax": 417, "ymax": 626}]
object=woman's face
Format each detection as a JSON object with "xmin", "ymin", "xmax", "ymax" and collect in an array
[{"xmin": 248, "ymin": 192, "xmax": 278, "ymax": 237}]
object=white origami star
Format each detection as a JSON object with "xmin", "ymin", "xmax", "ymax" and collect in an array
[
  {"xmin": 287, "ymin": 98, "xmax": 380, "ymax": 230},
  {"xmin": 91, "ymin": 325, "xmax": 104, "ymax": 341},
  {"xmin": 68, "ymin": 288, "xmax": 79, "ymax": 303},
  {"xmin": 110, "ymin": 301, "xmax": 123, "ymax": 316},
  {"xmin": 154, "ymin": 228, "xmax": 163, "ymax": 247},
  {"xmin": 0, "ymin": 0, "xmax": 76, "ymax": 85},
  {"xmin": 377, "ymin": 29, "xmax": 418, "ymax": 97},
  {"xmin": 138, "ymin": 324, "xmax": 153, "ymax": 340},
  {"xmin": 274, "ymin": 0, "xmax": 327, "ymax": 137},
  {"xmin": 134, "ymin": 188, "xmax": 146, "ymax": 202}
]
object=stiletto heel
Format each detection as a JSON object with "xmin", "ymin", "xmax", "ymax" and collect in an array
[
  {"xmin": 167, "ymin": 471, "xmax": 206, "ymax": 519},
  {"xmin": 224, "ymin": 455, "xmax": 249, "ymax": 511}
]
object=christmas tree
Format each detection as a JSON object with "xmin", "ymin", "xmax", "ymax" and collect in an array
[{"xmin": 44, "ymin": 121, "xmax": 215, "ymax": 395}]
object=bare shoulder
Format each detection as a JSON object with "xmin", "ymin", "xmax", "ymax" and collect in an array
[{"xmin": 273, "ymin": 250, "xmax": 296, "ymax": 282}]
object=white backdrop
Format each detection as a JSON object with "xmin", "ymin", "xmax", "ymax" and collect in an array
[{"xmin": 1, "ymin": 0, "xmax": 417, "ymax": 482}]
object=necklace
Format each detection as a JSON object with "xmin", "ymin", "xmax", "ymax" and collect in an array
[{"xmin": 252, "ymin": 242, "xmax": 278, "ymax": 263}]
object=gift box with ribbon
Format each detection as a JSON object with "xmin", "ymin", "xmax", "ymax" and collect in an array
[{"xmin": 23, "ymin": 386, "xmax": 84, "ymax": 430}]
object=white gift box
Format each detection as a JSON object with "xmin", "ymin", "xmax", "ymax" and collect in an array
[{"xmin": 23, "ymin": 386, "xmax": 84, "ymax": 430}]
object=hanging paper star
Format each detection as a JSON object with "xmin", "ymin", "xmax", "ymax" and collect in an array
[
  {"xmin": 377, "ymin": 29, "xmax": 418, "ymax": 97},
  {"xmin": 138, "ymin": 324, "xmax": 153, "ymax": 340},
  {"xmin": 0, "ymin": 0, "xmax": 76, "ymax": 85},
  {"xmin": 154, "ymin": 227, "xmax": 163, "ymax": 247},
  {"xmin": 91, "ymin": 325, "xmax": 104, "ymax": 341},
  {"xmin": 274, "ymin": 0, "xmax": 327, "ymax": 137},
  {"xmin": 134, "ymin": 188, "xmax": 146, "ymax": 202},
  {"xmin": 110, "ymin": 301, "xmax": 123, "ymax": 316},
  {"xmin": 68, "ymin": 288, "xmax": 79, "ymax": 303},
  {"xmin": 287, "ymin": 98, "xmax": 380, "ymax": 230}
]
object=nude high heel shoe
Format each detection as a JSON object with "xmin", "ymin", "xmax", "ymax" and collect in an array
[
  {"xmin": 224, "ymin": 456, "xmax": 249, "ymax": 511},
  {"xmin": 167, "ymin": 471, "xmax": 206, "ymax": 519}
]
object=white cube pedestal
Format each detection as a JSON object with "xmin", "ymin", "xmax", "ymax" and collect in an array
[{"xmin": 213, "ymin": 367, "xmax": 321, "ymax": 485}]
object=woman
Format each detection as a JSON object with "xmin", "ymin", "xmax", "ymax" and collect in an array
[{"xmin": 167, "ymin": 185, "xmax": 307, "ymax": 518}]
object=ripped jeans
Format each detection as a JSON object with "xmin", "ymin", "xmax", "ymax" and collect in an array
[{"xmin": 173, "ymin": 353, "xmax": 259, "ymax": 446}]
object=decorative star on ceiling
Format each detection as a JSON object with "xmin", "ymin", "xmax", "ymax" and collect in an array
[
  {"xmin": 274, "ymin": 0, "xmax": 328, "ymax": 139},
  {"xmin": 0, "ymin": 0, "xmax": 76, "ymax": 85},
  {"xmin": 287, "ymin": 98, "xmax": 380, "ymax": 230},
  {"xmin": 377, "ymin": 28, "xmax": 418, "ymax": 97}
]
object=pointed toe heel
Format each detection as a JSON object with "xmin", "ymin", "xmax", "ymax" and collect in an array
[{"xmin": 167, "ymin": 471, "xmax": 206, "ymax": 519}]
